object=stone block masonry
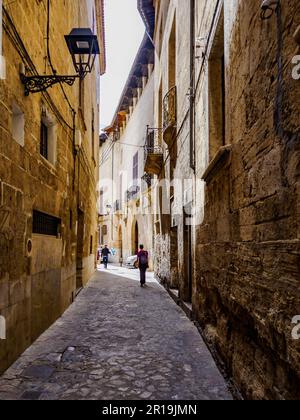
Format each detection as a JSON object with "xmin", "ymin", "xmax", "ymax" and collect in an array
[
  {"xmin": 148, "ymin": 0, "xmax": 300, "ymax": 399},
  {"xmin": 0, "ymin": 0, "xmax": 105, "ymax": 374},
  {"xmin": 193, "ymin": 0, "xmax": 300, "ymax": 400}
]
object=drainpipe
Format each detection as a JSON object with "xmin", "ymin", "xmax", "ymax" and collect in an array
[
  {"xmin": 0, "ymin": 0, "xmax": 6, "ymax": 79},
  {"xmin": 189, "ymin": 0, "xmax": 195, "ymax": 171}
]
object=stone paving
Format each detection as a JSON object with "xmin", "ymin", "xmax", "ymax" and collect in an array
[{"xmin": 0, "ymin": 268, "xmax": 232, "ymax": 400}]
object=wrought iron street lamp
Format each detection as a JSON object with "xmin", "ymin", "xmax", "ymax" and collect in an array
[
  {"xmin": 20, "ymin": 28, "xmax": 100, "ymax": 96},
  {"xmin": 65, "ymin": 28, "xmax": 100, "ymax": 79}
]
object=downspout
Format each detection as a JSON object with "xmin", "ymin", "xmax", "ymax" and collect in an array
[{"xmin": 189, "ymin": 0, "xmax": 195, "ymax": 171}]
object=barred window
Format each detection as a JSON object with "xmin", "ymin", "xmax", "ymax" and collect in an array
[{"xmin": 32, "ymin": 210, "xmax": 61, "ymax": 237}]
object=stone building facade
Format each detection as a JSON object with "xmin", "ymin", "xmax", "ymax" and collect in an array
[
  {"xmin": 0, "ymin": 0, "xmax": 105, "ymax": 374},
  {"xmin": 140, "ymin": 0, "xmax": 300, "ymax": 399},
  {"xmin": 193, "ymin": 0, "xmax": 300, "ymax": 400},
  {"xmin": 99, "ymin": 32, "xmax": 155, "ymax": 269},
  {"xmin": 147, "ymin": 0, "xmax": 196, "ymax": 300}
]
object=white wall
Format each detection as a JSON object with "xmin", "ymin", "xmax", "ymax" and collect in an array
[
  {"xmin": 99, "ymin": 71, "xmax": 155, "ymax": 264},
  {"xmin": 118, "ymin": 72, "xmax": 155, "ymax": 196}
]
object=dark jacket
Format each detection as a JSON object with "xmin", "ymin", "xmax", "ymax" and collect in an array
[{"xmin": 101, "ymin": 248, "xmax": 111, "ymax": 257}]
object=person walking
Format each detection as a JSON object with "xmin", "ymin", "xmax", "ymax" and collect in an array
[
  {"xmin": 137, "ymin": 245, "xmax": 149, "ymax": 287},
  {"xmin": 101, "ymin": 245, "xmax": 111, "ymax": 269}
]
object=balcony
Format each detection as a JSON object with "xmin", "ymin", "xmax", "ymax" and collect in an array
[
  {"xmin": 144, "ymin": 127, "xmax": 164, "ymax": 176},
  {"xmin": 125, "ymin": 185, "xmax": 140, "ymax": 202},
  {"xmin": 163, "ymin": 86, "xmax": 177, "ymax": 148}
]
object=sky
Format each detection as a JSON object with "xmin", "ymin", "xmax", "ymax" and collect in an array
[{"xmin": 100, "ymin": 0, "xmax": 145, "ymax": 130}]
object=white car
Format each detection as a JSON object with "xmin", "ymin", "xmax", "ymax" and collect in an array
[{"xmin": 125, "ymin": 255, "xmax": 139, "ymax": 269}]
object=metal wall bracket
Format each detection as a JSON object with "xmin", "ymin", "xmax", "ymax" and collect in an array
[{"xmin": 20, "ymin": 74, "xmax": 78, "ymax": 96}]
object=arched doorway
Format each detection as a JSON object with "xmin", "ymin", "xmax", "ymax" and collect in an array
[{"xmin": 133, "ymin": 221, "xmax": 139, "ymax": 255}]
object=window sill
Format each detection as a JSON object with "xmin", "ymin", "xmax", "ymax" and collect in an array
[
  {"xmin": 202, "ymin": 145, "xmax": 232, "ymax": 184},
  {"xmin": 39, "ymin": 155, "xmax": 57, "ymax": 172}
]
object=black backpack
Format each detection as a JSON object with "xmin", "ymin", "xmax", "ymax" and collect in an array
[{"xmin": 139, "ymin": 252, "xmax": 148, "ymax": 266}]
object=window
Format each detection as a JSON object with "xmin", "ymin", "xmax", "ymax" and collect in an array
[
  {"xmin": 12, "ymin": 103, "xmax": 25, "ymax": 146},
  {"xmin": 158, "ymin": 81, "xmax": 163, "ymax": 142},
  {"xmin": 32, "ymin": 210, "xmax": 61, "ymax": 237},
  {"xmin": 168, "ymin": 17, "xmax": 176, "ymax": 90},
  {"xmin": 91, "ymin": 108, "xmax": 95, "ymax": 160},
  {"xmin": 99, "ymin": 188, "xmax": 104, "ymax": 215},
  {"xmin": 208, "ymin": 8, "xmax": 225, "ymax": 160},
  {"xmin": 102, "ymin": 225, "xmax": 107, "ymax": 236},
  {"xmin": 70, "ymin": 210, "xmax": 73, "ymax": 230},
  {"xmin": 119, "ymin": 173, "xmax": 123, "ymax": 210},
  {"xmin": 40, "ymin": 110, "xmax": 57, "ymax": 165},
  {"xmin": 133, "ymin": 152, "xmax": 139, "ymax": 183},
  {"xmin": 90, "ymin": 235, "xmax": 93, "ymax": 255},
  {"xmin": 40, "ymin": 122, "xmax": 48, "ymax": 159}
]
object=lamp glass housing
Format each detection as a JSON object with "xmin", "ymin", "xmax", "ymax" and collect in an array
[{"xmin": 65, "ymin": 28, "xmax": 100, "ymax": 79}]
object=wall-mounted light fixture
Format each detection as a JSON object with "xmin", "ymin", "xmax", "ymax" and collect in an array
[{"xmin": 20, "ymin": 28, "xmax": 100, "ymax": 96}]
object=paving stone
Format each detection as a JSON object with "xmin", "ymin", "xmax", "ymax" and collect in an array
[
  {"xmin": 20, "ymin": 391, "xmax": 43, "ymax": 400},
  {"xmin": 22, "ymin": 365, "xmax": 55, "ymax": 380},
  {"xmin": 0, "ymin": 270, "xmax": 232, "ymax": 400}
]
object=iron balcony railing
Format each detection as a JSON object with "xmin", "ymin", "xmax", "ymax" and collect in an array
[
  {"xmin": 144, "ymin": 144, "xmax": 164, "ymax": 159},
  {"xmin": 144, "ymin": 127, "xmax": 164, "ymax": 176},
  {"xmin": 163, "ymin": 86, "xmax": 177, "ymax": 146},
  {"xmin": 125, "ymin": 185, "xmax": 140, "ymax": 202},
  {"xmin": 144, "ymin": 127, "xmax": 163, "ymax": 161}
]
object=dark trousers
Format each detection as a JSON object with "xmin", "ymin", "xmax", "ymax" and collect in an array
[
  {"xmin": 103, "ymin": 256, "xmax": 108, "ymax": 268},
  {"xmin": 139, "ymin": 267, "xmax": 147, "ymax": 285}
]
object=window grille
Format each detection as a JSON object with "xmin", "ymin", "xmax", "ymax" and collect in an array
[{"xmin": 32, "ymin": 210, "xmax": 60, "ymax": 237}]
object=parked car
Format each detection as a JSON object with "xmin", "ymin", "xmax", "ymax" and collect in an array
[{"xmin": 125, "ymin": 255, "xmax": 139, "ymax": 269}]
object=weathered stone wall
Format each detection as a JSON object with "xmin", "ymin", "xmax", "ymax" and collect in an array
[
  {"xmin": 153, "ymin": 0, "xmax": 195, "ymax": 298},
  {"xmin": 193, "ymin": 0, "xmax": 300, "ymax": 399},
  {"xmin": 0, "ymin": 0, "xmax": 103, "ymax": 374}
]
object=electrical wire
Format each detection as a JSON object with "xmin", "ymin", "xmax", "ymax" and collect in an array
[
  {"xmin": 47, "ymin": 0, "xmax": 76, "ymax": 118},
  {"xmin": 2, "ymin": 5, "xmax": 74, "ymax": 135}
]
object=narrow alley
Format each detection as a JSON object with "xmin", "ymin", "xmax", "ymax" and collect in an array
[
  {"xmin": 1, "ymin": 0, "xmax": 300, "ymax": 402},
  {"xmin": 0, "ymin": 268, "xmax": 232, "ymax": 401}
]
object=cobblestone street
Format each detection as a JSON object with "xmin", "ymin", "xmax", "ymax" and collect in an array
[{"xmin": 0, "ymin": 269, "xmax": 232, "ymax": 400}]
